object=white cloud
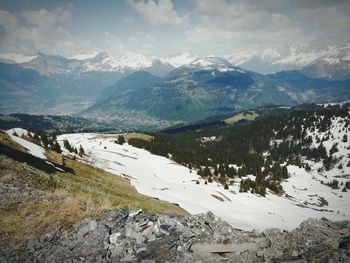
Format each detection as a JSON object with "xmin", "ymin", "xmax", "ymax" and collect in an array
[
  {"xmin": 22, "ymin": 7, "xmax": 71, "ymax": 27},
  {"xmin": 128, "ymin": 0, "xmax": 189, "ymax": 26},
  {"xmin": 185, "ymin": 26, "xmax": 238, "ymax": 43},
  {"xmin": 104, "ymin": 31, "xmax": 124, "ymax": 55},
  {"xmin": 0, "ymin": 1, "xmax": 349, "ymax": 57},
  {"xmin": 0, "ymin": 7, "xmax": 92, "ymax": 56},
  {"xmin": 186, "ymin": 0, "xmax": 350, "ymax": 54},
  {"xmin": 122, "ymin": 17, "xmax": 134, "ymax": 24}
]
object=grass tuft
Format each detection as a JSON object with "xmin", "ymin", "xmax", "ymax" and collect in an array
[{"xmin": 0, "ymin": 133, "xmax": 187, "ymax": 247}]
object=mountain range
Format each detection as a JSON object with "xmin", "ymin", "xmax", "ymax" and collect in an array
[
  {"xmin": 1, "ymin": 31, "xmax": 349, "ymax": 79},
  {"xmin": 0, "ymin": 33, "xmax": 349, "ymax": 130},
  {"xmin": 81, "ymin": 57, "xmax": 350, "ymax": 129},
  {"xmin": 226, "ymin": 31, "xmax": 350, "ymax": 80}
]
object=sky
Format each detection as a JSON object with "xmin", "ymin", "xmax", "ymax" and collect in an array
[{"xmin": 0, "ymin": 0, "xmax": 349, "ymax": 57}]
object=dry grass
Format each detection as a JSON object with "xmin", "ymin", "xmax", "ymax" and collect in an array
[
  {"xmin": 45, "ymin": 149, "xmax": 64, "ymax": 165},
  {"xmin": 60, "ymin": 158, "xmax": 186, "ymax": 214},
  {"xmin": 0, "ymin": 130, "xmax": 28, "ymax": 152},
  {"xmin": 0, "ymin": 146, "xmax": 187, "ymax": 247},
  {"xmin": 123, "ymin": 133, "xmax": 154, "ymax": 142},
  {"xmin": 224, "ymin": 111, "xmax": 259, "ymax": 124}
]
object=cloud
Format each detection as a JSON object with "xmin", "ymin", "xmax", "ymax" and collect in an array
[
  {"xmin": 104, "ymin": 31, "xmax": 124, "ymax": 55},
  {"xmin": 22, "ymin": 7, "xmax": 71, "ymax": 27},
  {"xmin": 128, "ymin": 0, "xmax": 189, "ymax": 26},
  {"xmin": 122, "ymin": 17, "xmax": 134, "ymax": 24},
  {"xmin": 0, "ymin": 6, "xmax": 92, "ymax": 56},
  {"xmin": 186, "ymin": 0, "xmax": 350, "ymax": 53},
  {"xmin": 0, "ymin": 1, "xmax": 349, "ymax": 57}
]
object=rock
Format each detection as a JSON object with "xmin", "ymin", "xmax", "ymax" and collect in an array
[
  {"xmin": 291, "ymin": 250, "xmax": 299, "ymax": 257},
  {"xmin": 339, "ymin": 239, "xmax": 350, "ymax": 250},
  {"xmin": 129, "ymin": 209, "xmax": 142, "ymax": 217},
  {"xmin": 256, "ymin": 237, "xmax": 270, "ymax": 248},
  {"xmin": 1, "ymin": 211, "xmax": 349, "ymax": 263},
  {"xmin": 88, "ymin": 220, "xmax": 97, "ymax": 231},
  {"xmin": 191, "ymin": 242, "xmax": 257, "ymax": 254},
  {"xmin": 109, "ymin": 232, "xmax": 121, "ymax": 246}
]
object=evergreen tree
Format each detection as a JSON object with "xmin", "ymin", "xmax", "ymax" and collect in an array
[
  {"xmin": 330, "ymin": 143, "xmax": 339, "ymax": 155},
  {"xmin": 79, "ymin": 145, "xmax": 85, "ymax": 157},
  {"xmin": 342, "ymin": 134, "xmax": 348, "ymax": 143},
  {"xmin": 41, "ymin": 134, "xmax": 49, "ymax": 148},
  {"xmin": 117, "ymin": 135, "xmax": 126, "ymax": 145},
  {"xmin": 52, "ymin": 142, "xmax": 62, "ymax": 153},
  {"xmin": 202, "ymin": 166, "xmax": 211, "ymax": 177},
  {"xmin": 33, "ymin": 133, "xmax": 41, "ymax": 145},
  {"xmin": 63, "ymin": 140, "xmax": 73, "ymax": 153},
  {"xmin": 27, "ymin": 130, "xmax": 33, "ymax": 138},
  {"xmin": 305, "ymin": 163, "xmax": 311, "ymax": 171}
]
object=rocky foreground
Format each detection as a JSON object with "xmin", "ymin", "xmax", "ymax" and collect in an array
[{"xmin": 1, "ymin": 210, "xmax": 350, "ymax": 263}]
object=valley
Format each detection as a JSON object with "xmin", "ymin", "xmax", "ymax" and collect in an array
[
  {"xmin": 1, "ymin": 1, "xmax": 350, "ymax": 261},
  {"xmin": 1, "ymin": 45, "xmax": 350, "ymax": 130},
  {"xmin": 1, "ymin": 102, "xmax": 350, "ymax": 261},
  {"xmin": 2, "ymin": 103, "xmax": 349, "ymax": 232}
]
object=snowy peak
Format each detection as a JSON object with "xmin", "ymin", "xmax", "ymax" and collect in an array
[
  {"xmin": 68, "ymin": 51, "xmax": 102, "ymax": 61},
  {"xmin": 0, "ymin": 53, "xmax": 38, "ymax": 64},
  {"xmin": 0, "ymin": 51, "xmax": 238, "ymax": 76},
  {"xmin": 165, "ymin": 52, "xmax": 198, "ymax": 68},
  {"xmin": 1, "ymin": 51, "xmax": 175, "ymax": 76},
  {"xmin": 188, "ymin": 56, "xmax": 234, "ymax": 70},
  {"xmin": 93, "ymin": 52, "xmax": 174, "ymax": 76},
  {"xmin": 225, "ymin": 31, "xmax": 350, "ymax": 78},
  {"xmin": 166, "ymin": 56, "xmax": 244, "ymax": 76}
]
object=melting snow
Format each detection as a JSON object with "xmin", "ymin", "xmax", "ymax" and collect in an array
[
  {"xmin": 6, "ymin": 128, "xmax": 64, "ymax": 171},
  {"xmin": 7, "ymin": 128, "xmax": 46, "ymax": 159},
  {"xmin": 57, "ymin": 133, "xmax": 350, "ymax": 231}
]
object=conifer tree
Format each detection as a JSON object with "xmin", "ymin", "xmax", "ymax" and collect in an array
[
  {"xmin": 117, "ymin": 135, "xmax": 126, "ymax": 145},
  {"xmin": 52, "ymin": 142, "xmax": 62, "ymax": 153},
  {"xmin": 79, "ymin": 145, "xmax": 85, "ymax": 157}
]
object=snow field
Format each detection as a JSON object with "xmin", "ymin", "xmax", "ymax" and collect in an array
[{"xmin": 57, "ymin": 133, "xmax": 350, "ymax": 231}]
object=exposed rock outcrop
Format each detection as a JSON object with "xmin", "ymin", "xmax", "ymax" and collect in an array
[{"xmin": 1, "ymin": 210, "xmax": 349, "ymax": 262}]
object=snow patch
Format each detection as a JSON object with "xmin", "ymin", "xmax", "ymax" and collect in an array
[
  {"xmin": 57, "ymin": 132, "xmax": 350, "ymax": 231},
  {"xmin": 6, "ymin": 128, "xmax": 47, "ymax": 159}
]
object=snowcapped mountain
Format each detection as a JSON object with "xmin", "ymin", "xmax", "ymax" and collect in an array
[
  {"xmin": 0, "ymin": 51, "xmax": 175, "ymax": 77},
  {"xmin": 83, "ymin": 57, "xmax": 300, "ymax": 128},
  {"xmin": 225, "ymin": 32, "xmax": 350, "ymax": 79},
  {"xmin": 0, "ymin": 53, "xmax": 37, "ymax": 64},
  {"xmin": 167, "ymin": 56, "xmax": 246, "ymax": 77},
  {"xmin": 164, "ymin": 52, "xmax": 198, "ymax": 68},
  {"xmin": 87, "ymin": 52, "xmax": 175, "ymax": 76},
  {"xmin": 0, "ymin": 52, "xmax": 237, "ymax": 77},
  {"xmin": 0, "ymin": 53, "xmax": 39, "ymax": 64},
  {"xmin": 3, "ymin": 31, "xmax": 349, "ymax": 80},
  {"xmin": 68, "ymin": 51, "xmax": 101, "ymax": 61},
  {"xmin": 187, "ymin": 56, "xmax": 234, "ymax": 70}
]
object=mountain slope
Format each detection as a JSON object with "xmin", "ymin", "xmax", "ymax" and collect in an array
[
  {"xmin": 82, "ymin": 58, "xmax": 298, "ymax": 128},
  {"xmin": 0, "ymin": 60, "xmax": 125, "ymax": 115},
  {"xmin": 4, "ymin": 52, "xmax": 175, "ymax": 77},
  {"xmin": 0, "ymin": 52, "xmax": 176, "ymax": 116},
  {"xmin": 226, "ymin": 31, "xmax": 350, "ymax": 79},
  {"xmin": 0, "ymin": 128, "xmax": 185, "ymax": 247},
  {"xmin": 300, "ymin": 59, "xmax": 350, "ymax": 80},
  {"xmin": 124, "ymin": 104, "xmax": 350, "ymax": 228},
  {"xmin": 61, "ymin": 104, "xmax": 350, "ymax": 231},
  {"xmin": 269, "ymin": 70, "xmax": 350, "ymax": 102}
]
